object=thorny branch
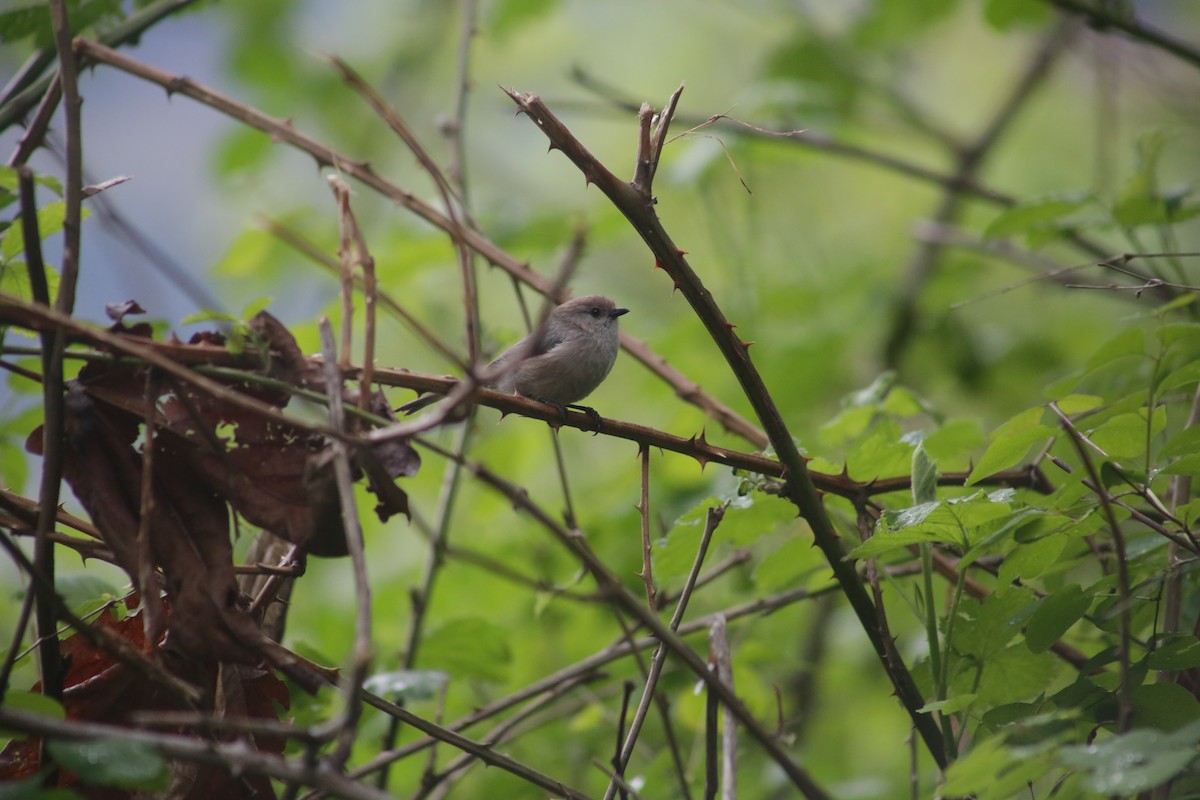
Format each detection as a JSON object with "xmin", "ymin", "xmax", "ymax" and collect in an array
[{"xmin": 504, "ymin": 84, "xmax": 948, "ymax": 769}]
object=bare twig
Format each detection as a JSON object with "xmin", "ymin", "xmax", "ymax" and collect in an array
[
  {"xmin": 1050, "ymin": 402, "xmax": 1133, "ymax": 731},
  {"xmin": 314, "ymin": 319, "xmax": 373, "ymax": 766},
  {"xmin": 604, "ymin": 503, "xmax": 725, "ymax": 800},
  {"xmin": 635, "ymin": 445, "xmax": 658, "ymax": 611},
  {"xmin": 709, "ymin": 615, "xmax": 736, "ymax": 800}
]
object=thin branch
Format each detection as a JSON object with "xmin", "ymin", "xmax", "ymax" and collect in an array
[
  {"xmin": 635, "ymin": 445, "xmax": 658, "ymax": 611},
  {"xmin": 346, "ymin": 582, "xmax": 828, "ymax": 783},
  {"xmin": 1050, "ymin": 402, "xmax": 1133, "ymax": 731},
  {"xmin": 604, "ymin": 503, "xmax": 725, "ymax": 800},
  {"xmin": 1042, "ymin": 0, "xmax": 1200, "ymax": 71},
  {"xmin": 314, "ymin": 319, "xmax": 373, "ymax": 766},
  {"xmin": 504, "ymin": 85, "xmax": 946, "ymax": 769},
  {"xmin": 0, "ymin": 708, "xmax": 391, "ymax": 800}
]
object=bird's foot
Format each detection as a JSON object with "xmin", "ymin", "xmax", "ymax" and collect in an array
[{"xmin": 564, "ymin": 403, "xmax": 603, "ymax": 433}]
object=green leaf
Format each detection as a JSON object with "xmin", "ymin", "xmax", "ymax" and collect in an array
[
  {"xmin": 1089, "ymin": 411, "xmax": 1155, "ymax": 459},
  {"xmin": 488, "ymin": 0, "xmax": 560, "ymax": 39},
  {"xmin": 1025, "ymin": 584, "xmax": 1090, "ymax": 653},
  {"xmin": 0, "ymin": 691, "xmax": 65, "ymax": 739},
  {"xmin": 418, "ymin": 617, "xmax": 512, "ymax": 682},
  {"xmin": 1160, "ymin": 423, "xmax": 1200, "ymax": 459},
  {"xmin": 0, "ymin": 202, "xmax": 91, "ymax": 262},
  {"xmin": 998, "ymin": 531, "xmax": 1066, "ymax": 582},
  {"xmin": 1054, "ymin": 394, "xmax": 1104, "ymax": 415},
  {"xmin": 1131, "ymin": 682, "xmax": 1200, "ymax": 732},
  {"xmin": 1157, "ymin": 359, "xmax": 1200, "ymax": 394},
  {"xmin": 941, "ymin": 735, "xmax": 1052, "ymax": 800},
  {"xmin": 47, "ymin": 738, "xmax": 168, "ymax": 790},
  {"xmin": 1146, "ymin": 635, "xmax": 1200, "ymax": 671},
  {"xmin": 921, "ymin": 418, "xmax": 985, "ymax": 462},
  {"xmin": 918, "ymin": 693, "xmax": 977, "ymax": 714},
  {"xmin": 55, "ymin": 573, "xmax": 119, "ymax": 617},
  {"xmin": 1086, "ymin": 327, "xmax": 1146, "ymax": 370},
  {"xmin": 967, "ymin": 406, "xmax": 1054, "ymax": 485},
  {"xmin": 854, "ymin": 490, "xmax": 1014, "ymax": 558},
  {"xmin": 973, "ymin": 643, "xmax": 1062, "ymax": 707},
  {"xmin": 911, "ymin": 445, "xmax": 937, "ymax": 504},
  {"xmin": 982, "ymin": 0, "xmax": 1052, "ymax": 29},
  {"xmin": 952, "ymin": 590, "xmax": 1036, "ymax": 659},
  {"xmin": 363, "ymin": 669, "xmax": 449, "ymax": 701},
  {"xmin": 852, "ymin": 0, "xmax": 957, "ymax": 47},
  {"xmin": 983, "ymin": 192, "xmax": 1092, "ymax": 239},
  {"xmin": 1059, "ymin": 721, "xmax": 1200, "ymax": 794}
]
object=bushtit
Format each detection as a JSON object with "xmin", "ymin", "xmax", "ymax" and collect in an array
[{"xmin": 398, "ymin": 294, "xmax": 629, "ymax": 419}]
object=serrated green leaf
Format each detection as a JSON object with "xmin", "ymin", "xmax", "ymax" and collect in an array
[
  {"xmin": 952, "ymin": 590, "xmax": 1036, "ymax": 659},
  {"xmin": 998, "ymin": 532, "xmax": 1066, "ymax": 582},
  {"xmin": 47, "ymin": 738, "xmax": 168, "ymax": 790},
  {"xmin": 1025, "ymin": 584, "xmax": 1090, "ymax": 653},
  {"xmin": 974, "ymin": 643, "xmax": 1062, "ymax": 707}
]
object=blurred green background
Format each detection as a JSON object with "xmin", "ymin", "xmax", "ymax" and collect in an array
[{"xmin": 3, "ymin": 0, "xmax": 1200, "ymax": 797}]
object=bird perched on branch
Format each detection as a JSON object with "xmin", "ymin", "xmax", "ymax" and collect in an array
[{"xmin": 398, "ymin": 294, "xmax": 629, "ymax": 423}]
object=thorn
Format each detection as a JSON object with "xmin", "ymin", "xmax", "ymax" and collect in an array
[
  {"xmin": 724, "ymin": 321, "xmax": 737, "ymax": 330},
  {"xmin": 547, "ymin": 143, "xmax": 558, "ymax": 153},
  {"xmin": 696, "ymin": 428, "xmax": 708, "ymax": 448},
  {"xmin": 676, "ymin": 249, "xmax": 689, "ymax": 256},
  {"xmin": 740, "ymin": 339, "xmax": 754, "ymax": 349},
  {"xmin": 673, "ymin": 279, "xmax": 682, "ymax": 293},
  {"xmin": 653, "ymin": 259, "xmax": 665, "ymax": 271}
]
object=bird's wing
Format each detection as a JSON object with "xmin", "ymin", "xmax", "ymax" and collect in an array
[{"xmin": 529, "ymin": 325, "xmax": 565, "ymax": 357}]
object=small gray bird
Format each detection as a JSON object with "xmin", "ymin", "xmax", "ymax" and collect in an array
[{"xmin": 399, "ymin": 294, "xmax": 628, "ymax": 419}]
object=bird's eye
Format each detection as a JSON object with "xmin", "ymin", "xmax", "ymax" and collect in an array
[{"xmin": 590, "ymin": 307, "xmax": 602, "ymax": 317}]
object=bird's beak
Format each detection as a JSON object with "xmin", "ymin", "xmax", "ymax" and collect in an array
[{"xmin": 611, "ymin": 307, "xmax": 629, "ymax": 318}]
